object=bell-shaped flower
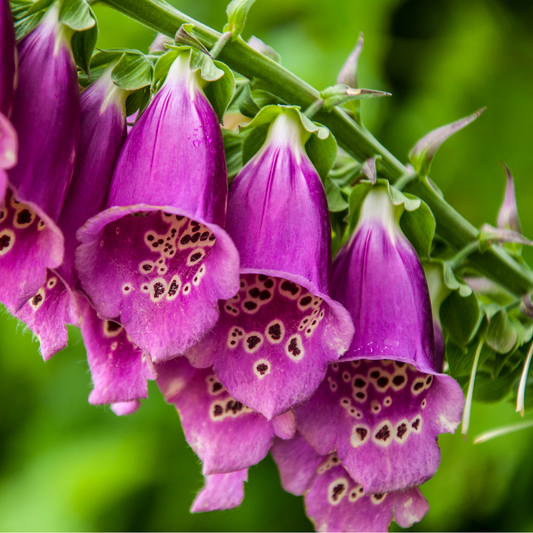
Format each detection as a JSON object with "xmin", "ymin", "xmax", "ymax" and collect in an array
[
  {"xmin": 0, "ymin": 0, "xmax": 16, "ymax": 117},
  {"xmin": 271, "ymin": 433, "xmax": 429, "ymax": 532},
  {"xmin": 0, "ymin": 5, "xmax": 79, "ymax": 314},
  {"xmin": 187, "ymin": 107, "xmax": 354, "ymax": 419},
  {"xmin": 295, "ymin": 185, "xmax": 464, "ymax": 495},
  {"xmin": 14, "ymin": 63, "xmax": 129, "ymax": 363},
  {"xmin": 76, "ymin": 50, "xmax": 240, "ymax": 362},
  {"xmin": 156, "ymin": 355, "xmax": 296, "ymax": 476}
]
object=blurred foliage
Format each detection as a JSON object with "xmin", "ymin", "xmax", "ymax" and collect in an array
[{"xmin": 2, "ymin": 0, "xmax": 533, "ymax": 531}]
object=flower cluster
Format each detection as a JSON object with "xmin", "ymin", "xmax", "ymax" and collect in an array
[{"xmin": 1, "ymin": 4, "xmax": 465, "ymax": 531}]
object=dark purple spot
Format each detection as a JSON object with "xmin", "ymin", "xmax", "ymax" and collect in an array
[
  {"xmin": 259, "ymin": 290, "xmax": 271, "ymax": 300},
  {"xmin": 209, "ymin": 234, "xmax": 216, "ymax": 241},
  {"xmin": 332, "ymin": 456, "xmax": 339, "ymax": 463},
  {"xmin": 397, "ymin": 423, "xmax": 407, "ymax": 439},
  {"xmin": 180, "ymin": 235, "xmax": 191, "ymax": 245},
  {"xmin": 376, "ymin": 425, "xmax": 391, "ymax": 441},
  {"xmin": 147, "ymin": 235, "xmax": 154, "ymax": 241},
  {"xmin": 226, "ymin": 305, "xmax": 232, "ymax": 311},
  {"xmin": 190, "ymin": 252, "xmax": 202, "ymax": 262},
  {"xmin": 226, "ymin": 400, "xmax": 244, "ymax": 414},
  {"xmin": 106, "ymin": 321, "xmax": 122, "ymax": 332},
  {"xmin": 158, "ymin": 239, "xmax": 164, "ymax": 244},
  {"xmin": 412, "ymin": 418, "xmax": 421, "ymax": 430},
  {"xmin": 153, "ymin": 282, "xmax": 165, "ymax": 299},
  {"xmin": 142, "ymin": 285, "xmax": 148, "ymax": 290},
  {"xmin": 152, "ymin": 242, "xmax": 159, "ymax": 248},
  {"xmin": 213, "ymin": 405, "xmax": 223, "ymax": 417},
  {"xmin": 359, "ymin": 487, "xmax": 364, "ymax": 493},
  {"xmin": 374, "ymin": 493, "xmax": 384, "ymax": 500},
  {"xmin": 355, "ymin": 427, "xmax": 368, "ymax": 441},
  {"xmin": 258, "ymin": 275, "xmax": 268, "ymax": 282},
  {"xmin": 230, "ymin": 341, "xmax": 236, "ymax": 346},
  {"xmin": 393, "ymin": 375, "xmax": 405, "ymax": 386},
  {"xmin": 264, "ymin": 279, "xmax": 274, "ymax": 289},
  {"xmin": 143, "ymin": 264, "xmax": 153, "ymax": 272},
  {"xmin": 249, "ymin": 288, "xmax": 260, "ymax": 298},
  {"xmin": 288, "ymin": 338, "xmax": 301, "ymax": 357},
  {"xmin": 247, "ymin": 335, "xmax": 261, "ymax": 350},
  {"xmin": 191, "ymin": 233, "xmax": 200, "ymax": 243},
  {"xmin": 356, "ymin": 392, "xmax": 365, "ymax": 399},
  {"xmin": 232, "ymin": 332, "xmax": 237, "ymax": 338},
  {"xmin": 311, "ymin": 320, "xmax": 317, "ymax": 326},
  {"xmin": 176, "ymin": 215, "xmax": 184, "ymax": 221},
  {"xmin": 268, "ymin": 324, "xmax": 282, "ymax": 340},
  {"xmin": 168, "ymin": 280, "xmax": 179, "ymax": 296},
  {"xmin": 163, "ymin": 212, "xmax": 171, "ymax": 216},
  {"xmin": 370, "ymin": 371, "xmax": 380, "ymax": 379},
  {"xmin": 354, "ymin": 378, "xmax": 366, "ymax": 388},
  {"xmin": 377, "ymin": 377, "xmax": 389, "ymax": 388},
  {"xmin": 17, "ymin": 209, "xmax": 32, "ymax": 225},
  {"xmin": 213, "ymin": 382, "xmax": 223, "ymax": 392},
  {"xmin": 256, "ymin": 363, "xmax": 268, "ymax": 375},
  {"xmin": 395, "ymin": 362, "xmax": 405, "ymax": 368},
  {"xmin": 331, "ymin": 483, "xmax": 346, "ymax": 502},
  {"xmin": 32, "ymin": 294, "xmax": 43, "ymax": 306},
  {"xmin": 240, "ymin": 281, "xmax": 245, "ymax": 288},
  {"xmin": 300, "ymin": 296, "xmax": 312, "ymax": 306},
  {"xmin": 200, "ymin": 231, "xmax": 209, "ymax": 241},
  {"xmin": 414, "ymin": 382, "xmax": 424, "ymax": 391},
  {"xmin": 244, "ymin": 301, "xmax": 257, "ymax": 311},
  {"xmin": 0, "ymin": 234, "xmax": 11, "ymax": 250},
  {"xmin": 426, "ymin": 376, "xmax": 433, "ymax": 385},
  {"xmin": 124, "ymin": 286, "xmax": 130, "ymax": 292},
  {"xmin": 281, "ymin": 280, "xmax": 299, "ymax": 295}
]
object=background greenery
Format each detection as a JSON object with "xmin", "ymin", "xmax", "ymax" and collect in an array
[{"xmin": 2, "ymin": 0, "xmax": 533, "ymax": 530}]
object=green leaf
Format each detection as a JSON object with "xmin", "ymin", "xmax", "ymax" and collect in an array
[
  {"xmin": 71, "ymin": 10, "xmax": 97, "ymax": 76},
  {"xmin": 305, "ymin": 127, "xmax": 337, "ymax": 181},
  {"xmin": 324, "ymin": 176, "xmax": 349, "ymax": 213},
  {"xmin": 457, "ymin": 365, "xmax": 523, "ymax": 403},
  {"xmin": 222, "ymin": 129, "xmax": 243, "ymax": 181},
  {"xmin": 204, "ymin": 60, "xmax": 235, "ymax": 123},
  {"xmin": 125, "ymin": 86, "xmax": 151, "ymax": 117},
  {"xmin": 400, "ymin": 196, "xmax": 435, "ymax": 257},
  {"xmin": 346, "ymin": 180, "xmax": 373, "ymax": 232},
  {"xmin": 153, "ymin": 49, "xmax": 180, "ymax": 91},
  {"xmin": 58, "ymin": 0, "xmax": 95, "ymax": 31},
  {"xmin": 189, "ymin": 48, "xmax": 224, "ymax": 82},
  {"xmin": 112, "ymin": 53, "xmax": 153, "ymax": 91},
  {"xmin": 441, "ymin": 290, "xmax": 482, "ymax": 345},
  {"xmin": 242, "ymin": 122, "xmax": 269, "ymax": 165},
  {"xmin": 238, "ymin": 84, "xmax": 261, "ymax": 118},
  {"xmin": 226, "ymin": 0, "xmax": 256, "ymax": 41},
  {"xmin": 22, "ymin": 0, "xmax": 54, "ymax": 16},
  {"xmin": 448, "ymin": 336, "xmax": 492, "ymax": 379},
  {"xmin": 486, "ymin": 309, "xmax": 518, "ymax": 354},
  {"xmin": 174, "ymin": 24, "xmax": 210, "ymax": 54},
  {"xmin": 13, "ymin": 11, "xmax": 44, "ymax": 40}
]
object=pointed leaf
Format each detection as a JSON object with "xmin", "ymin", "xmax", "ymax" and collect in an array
[
  {"xmin": 112, "ymin": 53, "xmax": 153, "ymax": 91},
  {"xmin": 337, "ymin": 32, "xmax": 364, "ymax": 88},
  {"xmin": 497, "ymin": 162, "xmax": 521, "ymax": 233},
  {"xmin": 226, "ymin": 0, "xmax": 256, "ymax": 41},
  {"xmin": 400, "ymin": 196, "xmax": 435, "ymax": 257},
  {"xmin": 305, "ymin": 127, "xmax": 337, "ymax": 181},
  {"xmin": 479, "ymin": 224, "xmax": 533, "ymax": 249},
  {"xmin": 361, "ymin": 156, "xmax": 376, "ymax": 184},
  {"xmin": 486, "ymin": 309, "xmax": 518, "ymax": 354},
  {"xmin": 58, "ymin": 0, "xmax": 95, "ymax": 31},
  {"xmin": 174, "ymin": 23, "xmax": 210, "ymax": 54},
  {"xmin": 324, "ymin": 175, "xmax": 349, "ymax": 213},
  {"xmin": 441, "ymin": 290, "xmax": 482, "ymax": 345},
  {"xmin": 204, "ymin": 60, "xmax": 235, "ymax": 123},
  {"xmin": 71, "ymin": 13, "xmax": 98, "ymax": 77}
]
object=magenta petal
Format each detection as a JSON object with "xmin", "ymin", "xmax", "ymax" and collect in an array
[
  {"xmin": 0, "ymin": 188, "xmax": 63, "ymax": 313},
  {"xmin": 157, "ymin": 356, "xmax": 274, "ymax": 474},
  {"xmin": 9, "ymin": 8, "xmax": 79, "ymax": 222},
  {"xmin": 77, "ymin": 294, "xmax": 152, "ymax": 405},
  {"xmin": 0, "ymin": 0, "xmax": 16, "ymax": 117},
  {"xmin": 296, "ymin": 359, "xmax": 464, "ymax": 494},
  {"xmin": 111, "ymin": 400, "xmax": 141, "ymax": 416},
  {"xmin": 271, "ymin": 410, "xmax": 296, "ymax": 440},
  {"xmin": 191, "ymin": 469, "xmax": 248, "ymax": 513},
  {"xmin": 14, "ymin": 270, "xmax": 79, "ymax": 360}
]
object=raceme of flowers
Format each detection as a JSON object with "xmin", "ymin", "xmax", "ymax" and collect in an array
[{"xmin": 0, "ymin": 4, "xmax": 465, "ymax": 531}]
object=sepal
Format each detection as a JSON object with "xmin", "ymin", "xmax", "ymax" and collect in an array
[
  {"xmin": 247, "ymin": 35, "xmax": 281, "ymax": 63},
  {"xmin": 320, "ymin": 84, "xmax": 390, "ymax": 112},
  {"xmin": 225, "ymin": 0, "xmax": 256, "ymax": 41}
]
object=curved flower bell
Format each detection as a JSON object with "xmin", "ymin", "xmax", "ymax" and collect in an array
[
  {"xmin": 0, "ymin": 4, "xmax": 80, "ymax": 314},
  {"xmin": 295, "ymin": 184, "xmax": 464, "ymax": 495},
  {"xmin": 271, "ymin": 433, "xmax": 429, "ymax": 532},
  {"xmin": 76, "ymin": 50, "xmax": 240, "ymax": 362},
  {"xmin": 187, "ymin": 107, "xmax": 354, "ymax": 419},
  {"xmin": 156, "ymin": 355, "xmax": 296, "ymax": 476},
  {"xmin": 0, "ymin": 0, "xmax": 16, "ymax": 117}
]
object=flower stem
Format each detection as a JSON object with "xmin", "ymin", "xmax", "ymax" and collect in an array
[
  {"xmin": 516, "ymin": 341, "xmax": 533, "ymax": 416},
  {"xmin": 473, "ymin": 419, "xmax": 533, "ymax": 444},
  {"xmin": 106, "ymin": 0, "xmax": 533, "ymax": 295}
]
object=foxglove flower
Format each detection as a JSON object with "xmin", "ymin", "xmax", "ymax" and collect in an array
[
  {"xmin": 76, "ymin": 51, "xmax": 240, "ymax": 362},
  {"xmin": 14, "ymin": 64, "xmax": 129, "ymax": 365},
  {"xmin": 0, "ymin": 0, "xmax": 16, "ymax": 117},
  {"xmin": 296, "ymin": 186, "xmax": 464, "ymax": 495},
  {"xmin": 0, "ymin": 112, "xmax": 16, "ymax": 209},
  {"xmin": 156, "ymin": 355, "xmax": 295, "ymax": 475},
  {"xmin": 0, "ymin": 5, "xmax": 79, "ymax": 314},
  {"xmin": 187, "ymin": 108, "xmax": 354, "ymax": 419},
  {"xmin": 271, "ymin": 433, "xmax": 429, "ymax": 532},
  {"xmin": 191, "ymin": 469, "xmax": 248, "ymax": 512}
]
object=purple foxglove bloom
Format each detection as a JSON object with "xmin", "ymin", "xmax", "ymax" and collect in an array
[
  {"xmin": 0, "ymin": 5, "xmax": 79, "ymax": 313},
  {"xmin": 0, "ymin": 112, "xmax": 16, "ymax": 203},
  {"xmin": 14, "ymin": 65, "xmax": 129, "ymax": 365},
  {"xmin": 295, "ymin": 186, "xmax": 464, "ymax": 495},
  {"xmin": 76, "ymin": 51, "xmax": 240, "ymax": 362},
  {"xmin": 156, "ymin": 355, "xmax": 295, "ymax": 475},
  {"xmin": 272, "ymin": 433, "xmax": 429, "ymax": 532},
  {"xmin": 191, "ymin": 469, "xmax": 248, "ymax": 513},
  {"xmin": 0, "ymin": 0, "xmax": 16, "ymax": 117},
  {"xmin": 187, "ymin": 110, "xmax": 354, "ymax": 419}
]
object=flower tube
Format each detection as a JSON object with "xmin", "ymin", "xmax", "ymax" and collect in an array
[
  {"xmin": 295, "ymin": 185, "xmax": 464, "ymax": 495},
  {"xmin": 0, "ymin": 5, "xmax": 79, "ymax": 313},
  {"xmin": 76, "ymin": 51, "xmax": 240, "ymax": 363},
  {"xmin": 187, "ymin": 107, "xmax": 353, "ymax": 419}
]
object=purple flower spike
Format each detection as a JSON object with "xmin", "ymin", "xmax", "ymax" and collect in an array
[
  {"xmin": 78, "ymin": 295, "xmax": 155, "ymax": 406},
  {"xmin": 76, "ymin": 52, "xmax": 239, "ymax": 362},
  {"xmin": 272, "ymin": 434, "xmax": 429, "ymax": 532},
  {"xmin": 0, "ymin": 0, "xmax": 16, "ymax": 117},
  {"xmin": 187, "ymin": 110, "xmax": 353, "ymax": 419},
  {"xmin": 295, "ymin": 186, "xmax": 464, "ymax": 495},
  {"xmin": 156, "ymin": 356, "xmax": 280, "ymax": 475},
  {"xmin": 191, "ymin": 469, "xmax": 248, "ymax": 513},
  {"xmin": 1, "ymin": 6, "xmax": 80, "ymax": 313}
]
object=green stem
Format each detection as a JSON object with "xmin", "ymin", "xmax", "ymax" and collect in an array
[
  {"xmin": 447, "ymin": 240, "xmax": 481, "ymax": 271},
  {"xmin": 210, "ymin": 30, "xmax": 232, "ymax": 59},
  {"xmin": 105, "ymin": 0, "xmax": 533, "ymax": 296}
]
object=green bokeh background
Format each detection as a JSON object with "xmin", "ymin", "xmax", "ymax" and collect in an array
[{"xmin": 2, "ymin": 0, "xmax": 533, "ymax": 530}]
